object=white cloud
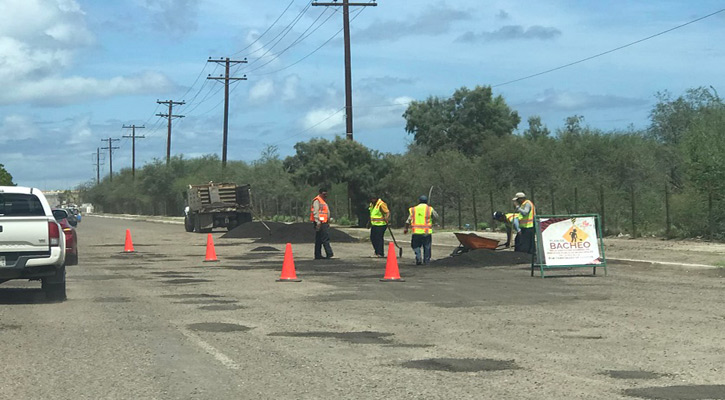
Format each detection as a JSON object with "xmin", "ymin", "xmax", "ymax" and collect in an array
[
  {"xmin": 302, "ymin": 108, "xmax": 344, "ymax": 133},
  {"xmin": 281, "ymin": 75, "xmax": 300, "ymax": 102},
  {"xmin": 0, "ymin": 114, "xmax": 40, "ymax": 143},
  {"xmin": 249, "ymin": 79, "xmax": 275, "ymax": 103},
  {"xmin": 66, "ymin": 115, "xmax": 93, "ymax": 145},
  {"xmin": 0, "ymin": 71, "xmax": 175, "ymax": 106},
  {"xmin": 0, "ymin": 0, "xmax": 174, "ymax": 106}
]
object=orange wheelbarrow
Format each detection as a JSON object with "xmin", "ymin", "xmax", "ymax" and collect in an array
[{"xmin": 451, "ymin": 232, "xmax": 500, "ymax": 256}]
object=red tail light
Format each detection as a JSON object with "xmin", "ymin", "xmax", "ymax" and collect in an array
[{"xmin": 48, "ymin": 221, "xmax": 60, "ymax": 247}]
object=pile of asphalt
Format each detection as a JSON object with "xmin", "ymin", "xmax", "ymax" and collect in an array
[
  {"xmin": 432, "ymin": 249, "xmax": 533, "ymax": 267},
  {"xmin": 222, "ymin": 221, "xmax": 359, "ymax": 244}
]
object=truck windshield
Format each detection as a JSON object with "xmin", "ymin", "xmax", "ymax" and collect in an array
[{"xmin": 0, "ymin": 193, "xmax": 45, "ymax": 217}]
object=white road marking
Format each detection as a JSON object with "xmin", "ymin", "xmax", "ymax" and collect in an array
[{"xmin": 177, "ymin": 327, "xmax": 241, "ymax": 370}]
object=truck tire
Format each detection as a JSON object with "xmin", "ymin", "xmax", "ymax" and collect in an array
[
  {"xmin": 184, "ymin": 215, "xmax": 194, "ymax": 232},
  {"xmin": 42, "ymin": 265, "xmax": 67, "ymax": 302}
]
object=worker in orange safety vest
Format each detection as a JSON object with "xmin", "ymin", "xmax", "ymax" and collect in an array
[{"xmin": 310, "ymin": 188, "xmax": 333, "ymax": 260}]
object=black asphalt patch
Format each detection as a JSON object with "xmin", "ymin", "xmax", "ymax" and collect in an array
[
  {"xmin": 150, "ymin": 271, "xmax": 201, "ymax": 275},
  {"xmin": 70, "ymin": 275, "xmax": 131, "ymax": 281},
  {"xmin": 0, "ymin": 324, "xmax": 21, "ymax": 330},
  {"xmin": 160, "ymin": 293, "xmax": 223, "ymax": 299},
  {"xmin": 603, "ymin": 370, "xmax": 663, "ymax": 380},
  {"xmin": 561, "ymin": 334, "xmax": 604, "ymax": 340},
  {"xmin": 174, "ymin": 299, "xmax": 238, "ymax": 305},
  {"xmin": 156, "ymin": 274, "xmax": 197, "ymax": 278},
  {"xmin": 623, "ymin": 385, "xmax": 725, "ymax": 399},
  {"xmin": 268, "ymin": 331, "xmax": 394, "ymax": 344},
  {"xmin": 187, "ymin": 322, "xmax": 252, "ymax": 332},
  {"xmin": 252, "ymin": 246, "xmax": 281, "ymax": 252},
  {"xmin": 401, "ymin": 358, "xmax": 519, "ymax": 372},
  {"xmin": 199, "ymin": 304, "xmax": 246, "ymax": 311},
  {"xmin": 162, "ymin": 278, "xmax": 213, "ymax": 284},
  {"xmin": 93, "ymin": 297, "xmax": 131, "ymax": 303}
]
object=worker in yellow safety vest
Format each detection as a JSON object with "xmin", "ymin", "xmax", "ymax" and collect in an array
[
  {"xmin": 492, "ymin": 211, "xmax": 519, "ymax": 249},
  {"xmin": 512, "ymin": 192, "xmax": 536, "ymax": 254},
  {"xmin": 403, "ymin": 195, "xmax": 439, "ymax": 265},
  {"xmin": 368, "ymin": 196, "xmax": 390, "ymax": 257},
  {"xmin": 310, "ymin": 188, "xmax": 333, "ymax": 260}
]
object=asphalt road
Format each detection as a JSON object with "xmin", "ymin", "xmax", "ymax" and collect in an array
[{"xmin": 1, "ymin": 216, "xmax": 724, "ymax": 399}]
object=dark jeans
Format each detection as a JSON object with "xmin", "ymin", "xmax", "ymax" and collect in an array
[
  {"xmin": 515, "ymin": 227, "xmax": 535, "ymax": 254},
  {"xmin": 314, "ymin": 222, "xmax": 333, "ymax": 259},
  {"xmin": 370, "ymin": 225, "xmax": 387, "ymax": 256},
  {"xmin": 411, "ymin": 234, "xmax": 432, "ymax": 264}
]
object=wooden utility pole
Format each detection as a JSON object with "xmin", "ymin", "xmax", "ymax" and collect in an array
[
  {"xmin": 312, "ymin": 0, "xmax": 377, "ymax": 141},
  {"xmin": 156, "ymin": 100, "xmax": 184, "ymax": 164},
  {"xmin": 93, "ymin": 147, "xmax": 103, "ymax": 184},
  {"xmin": 207, "ymin": 57, "xmax": 247, "ymax": 168},
  {"xmin": 122, "ymin": 125, "xmax": 145, "ymax": 178},
  {"xmin": 100, "ymin": 138, "xmax": 119, "ymax": 182}
]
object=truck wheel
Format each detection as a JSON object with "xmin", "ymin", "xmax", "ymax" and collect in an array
[
  {"xmin": 184, "ymin": 215, "xmax": 194, "ymax": 232},
  {"xmin": 42, "ymin": 265, "xmax": 67, "ymax": 302}
]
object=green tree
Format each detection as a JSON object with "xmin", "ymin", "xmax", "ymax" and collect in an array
[
  {"xmin": 284, "ymin": 137, "xmax": 388, "ymax": 225},
  {"xmin": 523, "ymin": 115, "xmax": 550, "ymax": 140},
  {"xmin": 0, "ymin": 164, "xmax": 15, "ymax": 185},
  {"xmin": 403, "ymin": 85, "xmax": 520, "ymax": 157}
]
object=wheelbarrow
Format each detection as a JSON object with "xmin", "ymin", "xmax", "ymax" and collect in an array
[{"xmin": 450, "ymin": 232, "xmax": 500, "ymax": 256}]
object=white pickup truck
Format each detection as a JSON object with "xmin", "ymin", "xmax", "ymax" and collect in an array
[{"xmin": 0, "ymin": 186, "xmax": 67, "ymax": 301}]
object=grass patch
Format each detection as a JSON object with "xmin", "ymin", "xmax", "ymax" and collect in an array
[{"xmin": 715, "ymin": 260, "xmax": 725, "ymax": 268}]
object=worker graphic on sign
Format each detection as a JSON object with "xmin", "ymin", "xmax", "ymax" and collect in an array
[{"xmin": 570, "ymin": 228, "xmax": 578, "ymax": 243}]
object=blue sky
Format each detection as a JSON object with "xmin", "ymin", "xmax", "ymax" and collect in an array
[{"xmin": 1, "ymin": 0, "xmax": 724, "ymax": 190}]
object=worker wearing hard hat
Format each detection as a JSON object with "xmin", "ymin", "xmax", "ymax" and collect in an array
[
  {"xmin": 368, "ymin": 196, "xmax": 390, "ymax": 257},
  {"xmin": 403, "ymin": 195, "xmax": 439, "ymax": 265},
  {"xmin": 310, "ymin": 188, "xmax": 334, "ymax": 260},
  {"xmin": 512, "ymin": 192, "xmax": 536, "ymax": 254}
]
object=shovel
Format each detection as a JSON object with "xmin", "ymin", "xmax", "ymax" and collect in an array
[{"xmin": 388, "ymin": 226, "xmax": 404, "ymax": 258}]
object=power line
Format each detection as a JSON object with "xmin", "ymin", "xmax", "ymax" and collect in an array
[
  {"xmin": 272, "ymin": 107, "xmax": 345, "ymax": 145},
  {"xmin": 493, "ymin": 8, "xmax": 725, "ymax": 88},
  {"xmin": 232, "ymin": 0, "xmax": 297, "ymax": 56}
]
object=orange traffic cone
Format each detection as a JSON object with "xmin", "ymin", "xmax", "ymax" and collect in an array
[
  {"xmin": 277, "ymin": 243, "xmax": 301, "ymax": 282},
  {"xmin": 381, "ymin": 242, "xmax": 404, "ymax": 282},
  {"xmin": 122, "ymin": 229, "xmax": 136, "ymax": 253},
  {"xmin": 203, "ymin": 234, "xmax": 219, "ymax": 262}
]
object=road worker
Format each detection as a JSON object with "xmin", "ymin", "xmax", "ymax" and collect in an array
[
  {"xmin": 310, "ymin": 188, "xmax": 333, "ymax": 260},
  {"xmin": 403, "ymin": 195, "xmax": 439, "ymax": 265},
  {"xmin": 492, "ymin": 211, "xmax": 518, "ymax": 249},
  {"xmin": 512, "ymin": 192, "xmax": 536, "ymax": 254},
  {"xmin": 368, "ymin": 196, "xmax": 390, "ymax": 257}
]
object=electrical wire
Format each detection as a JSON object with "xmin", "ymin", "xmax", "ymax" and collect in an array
[
  {"xmin": 272, "ymin": 106, "xmax": 345, "ymax": 145},
  {"xmin": 232, "ymin": 0, "xmax": 297, "ymax": 57}
]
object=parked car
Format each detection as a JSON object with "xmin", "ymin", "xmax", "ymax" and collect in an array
[
  {"xmin": 52, "ymin": 208, "xmax": 78, "ymax": 265},
  {"xmin": 0, "ymin": 186, "xmax": 67, "ymax": 301},
  {"xmin": 63, "ymin": 208, "xmax": 78, "ymax": 227}
]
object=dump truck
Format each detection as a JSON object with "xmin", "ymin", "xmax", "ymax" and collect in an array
[{"xmin": 184, "ymin": 182, "xmax": 253, "ymax": 233}]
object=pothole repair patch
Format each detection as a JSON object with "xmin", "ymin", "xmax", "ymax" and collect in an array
[
  {"xmin": 199, "ymin": 305, "xmax": 246, "ymax": 311},
  {"xmin": 162, "ymin": 279, "xmax": 213, "ymax": 284},
  {"xmin": 623, "ymin": 385, "xmax": 725, "ymax": 399},
  {"xmin": 401, "ymin": 358, "xmax": 519, "ymax": 373},
  {"xmin": 268, "ymin": 331, "xmax": 394, "ymax": 344},
  {"xmin": 0, "ymin": 324, "xmax": 21, "ymax": 331},
  {"xmin": 604, "ymin": 370, "xmax": 663, "ymax": 380},
  {"xmin": 160, "ymin": 293, "xmax": 223, "ymax": 299},
  {"xmin": 187, "ymin": 322, "xmax": 252, "ymax": 333},
  {"xmin": 251, "ymin": 246, "xmax": 280, "ymax": 252},
  {"xmin": 174, "ymin": 299, "xmax": 238, "ymax": 305},
  {"xmin": 94, "ymin": 297, "xmax": 131, "ymax": 303}
]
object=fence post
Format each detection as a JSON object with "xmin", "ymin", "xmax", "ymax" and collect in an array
[
  {"xmin": 472, "ymin": 191, "xmax": 478, "ymax": 231},
  {"xmin": 457, "ymin": 194, "xmax": 462, "ymax": 229},
  {"xmin": 550, "ymin": 187, "xmax": 556, "ymax": 215},
  {"xmin": 489, "ymin": 191, "xmax": 494, "ymax": 220},
  {"xmin": 665, "ymin": 183, "xmax": 671, "ymax": 238},
  {"xmin": 708, "ymin": 190, "xmax": 714, "ymax": 241},
  {"xmin": 599, "ymin": 185, "xmax": 606, "ymax": 234},
  {"xmin": 630, "ymin": 185, "xmax": 637, "ymax": 238},
  {"xmin": 574, "ymin": 187, "xmax": 579, "ymax": 214}
]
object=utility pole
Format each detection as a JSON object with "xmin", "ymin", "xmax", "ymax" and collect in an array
[
  {"xmin": 156, "ymin": 100, "xmax": 185, "ymax": 164},
  {"xmin": 207, "ymin": 57, "xmax": 247, "ymax": 168},
  {"xmin": 312, "ymin": 0, "xmax": 377, "ymax": 141},
  {"xmin": 93, "ymin": 147, "xmax": 104, "ymax": 184},
  {"xmin": 100, "ymin": 138, "xmax": 119, "ymax": 183},
  {"xmin": 122, "ymin": 125, "xmax": 145, "ymax": 178}
]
